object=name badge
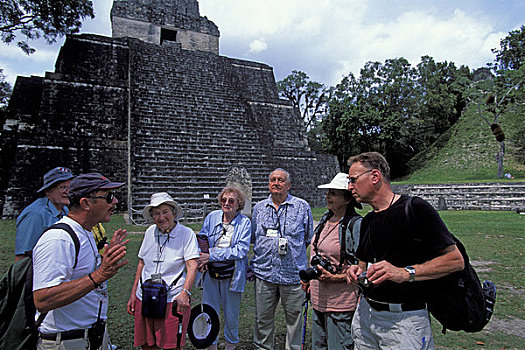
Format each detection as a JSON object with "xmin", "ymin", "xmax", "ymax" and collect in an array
[{"xmin": 266, "ymin": 229, "xmax": 279, "ymax": 237}]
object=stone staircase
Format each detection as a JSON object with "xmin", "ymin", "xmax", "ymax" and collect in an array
[
  {"xmin": 392, "ymin": 182, "xmax": 525, "ymax": 211},
  {"xmin": 127, "ymin": 41, "xmax": 282, "ymax": 222}
]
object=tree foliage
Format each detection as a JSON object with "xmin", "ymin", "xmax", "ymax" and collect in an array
[
  {"xmin": 0, "ymin": 0, "xmax": 94, "ymax": 54},
  {"xmin": 471, "ymin": 25, "xmax": 525, "ymax": 176},
  {"xmin": 321, "ymin": 57, "xmax": 470, "ymax": 178},
  {"xmin": 0, "ymin": 69, "xmax": 11, "ymax": 108},
  {"xmin": 277, "ymin": 70, "xmax": 329, "ymax": 130}
]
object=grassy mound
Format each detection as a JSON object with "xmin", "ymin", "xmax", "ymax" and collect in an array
[{"xmin": 403, "ymin": 104, "xmax": 524, "ymax": 183}]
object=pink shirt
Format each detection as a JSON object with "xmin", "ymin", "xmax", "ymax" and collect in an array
[{"xmin": 309, "ymin": 221, "xmax": 358, "ymax": 312}]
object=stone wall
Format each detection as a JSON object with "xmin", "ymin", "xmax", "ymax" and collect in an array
[
  {"xmin": 392, "ymin": 182, "xmax": 525, "ymax": 211},
  {"xmin": 111, "ymin": 0, "xmax": 219, "ymax": 54},
  {"xmin": 1, "ymin": 32, "xmax": 338, "ymax": 220}
]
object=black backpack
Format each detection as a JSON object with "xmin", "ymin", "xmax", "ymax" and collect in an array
[
  {"xmin": 405, "ymin": 196, "xmax": 497, "ymax": 334},
  {"xmin": 0, "ymin": 223, "xmax": 80, "ymax": 350}
]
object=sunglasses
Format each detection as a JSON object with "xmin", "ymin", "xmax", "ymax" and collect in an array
[
  {"xmin": 89, "ymin": 192, "xmax": 115, "ymax": 204},
  {"xmin": 221, "ymin": 197, "xmax": 236, "ymax": 205}
]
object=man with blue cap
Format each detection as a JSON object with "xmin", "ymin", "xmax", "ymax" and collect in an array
[
  {"xmin": 32, "ymin": 172, "xmax": 129, "ymax": 350},
  {"xmin": 14, "ymin": 167, "xmax": 74, "ymax": 262}
]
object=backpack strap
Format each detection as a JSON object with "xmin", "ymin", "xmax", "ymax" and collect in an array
[
  {"xmin": 339, "ymin": 214, "xmax": 361, "ymax": 267},
  {"xmin": 42, "ymin": 223, "xmax": 81, "ymax": 268}
]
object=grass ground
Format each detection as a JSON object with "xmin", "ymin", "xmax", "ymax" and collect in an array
[{"xmin": 1, "ymin": 210, "xmax": 523, "ymax": 349}]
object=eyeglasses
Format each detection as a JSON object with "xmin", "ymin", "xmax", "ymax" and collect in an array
[
  {"xmin": 56, "ymin": 185, "xmax": 70, "ymax": 191},
  {"xmin": 348, "ymin": 170, "xmax": 373, "ymax": 184},
  {"xmin": 89, "ymin": 192, "xmax": 115, "ymax": 204},
  {"xmin": 221, "ymin": 197, "xmax": 236, "ymax": 205}
]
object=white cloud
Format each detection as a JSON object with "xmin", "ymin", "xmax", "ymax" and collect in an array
[{"xmin": 249, "ymin": 39, "xmax": 268, "ymax": 53}]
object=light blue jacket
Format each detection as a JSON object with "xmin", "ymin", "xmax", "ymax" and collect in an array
[
  {"xmin": 200, "ymin": 210, "xmax": 252, "ymax": 292},
  {"xmin": 15, "ymin": 197, "xmax": 68, "ymax": 255}
]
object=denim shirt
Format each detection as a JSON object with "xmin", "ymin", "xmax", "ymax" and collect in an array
[
  {"xmin": 250, "ymin": 194, "xmax": 313, "ymax": 285},
  {"xmin": 200, "ymin": 209, "xmax": 252, "ymax": 292},
  {"xmin": 15, "ymin": 197, "xmax": 68, "ymax": 255}
]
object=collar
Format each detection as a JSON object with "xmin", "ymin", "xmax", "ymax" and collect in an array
[
  {"xmin": 265, "ymin": 194, "xmax": 293, "ymax": 209},
  {"xmin": 214, "ymin": 211, "xmax": 241, "ymax": 229},
  {"xmin": 45, "ymin": 198, "xmax": 68, "ymax": 217}
]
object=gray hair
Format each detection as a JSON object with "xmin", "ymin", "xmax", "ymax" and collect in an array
[{"xmin": 269, "ymin": 168, "xmax": 291, "ymax": 184}]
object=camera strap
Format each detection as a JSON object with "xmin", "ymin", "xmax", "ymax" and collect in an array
[{"xmin": 313, "ymin": 209, "xmax": 361, "ymax": 269}]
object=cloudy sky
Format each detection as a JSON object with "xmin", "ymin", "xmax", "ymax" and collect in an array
[{"xmin": 1, "ymin": 0, "xmax": 524, "ymax": 88}]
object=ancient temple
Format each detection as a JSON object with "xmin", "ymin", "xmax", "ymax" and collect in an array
[{"xmin": 1, "ymin": 0, "xmax": 338, "ymax": 222}]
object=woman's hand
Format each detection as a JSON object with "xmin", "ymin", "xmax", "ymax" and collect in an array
[
  {"xmin": 197, "ymin": 252, "xmax": 210, "ymax": 269},
  {"xmin": 317, "ymin": 265, "xmax": 346, "ymax": 282},
  {"xmin": 175, "ymin": 290, "xmax": 191, "ymax": 313},
  {"xmin": 300, "ymin": 281, "xmax": 310, "ymax": 293},
  {"xmin": 127, "ymin": 294, "xmax": 137, "ymax": 315}
]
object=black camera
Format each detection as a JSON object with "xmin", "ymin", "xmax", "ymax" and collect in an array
[
  {"xmin": 357, "ymin": 272, "xmax": 371, "ymax": 287},
  {"xmin": 299, "ymin": 254, "xmax": 337, "ymax": 283}
]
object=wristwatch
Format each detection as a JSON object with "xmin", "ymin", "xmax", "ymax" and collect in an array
[{"xmin": 405, "ymin": 266, "xmax": 416, "ymax": 282}]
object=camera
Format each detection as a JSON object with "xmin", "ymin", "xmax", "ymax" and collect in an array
[
  {"xmin": 299, "ymin": 254, "xmax": 337, "ymax": 283},
  {"xmin": 357, "ymin": 272, "xmax": 371, "ymax": 287},
  {"xmin": 278, "ymin": 237, "xmax": 288, "ymax": 256}
]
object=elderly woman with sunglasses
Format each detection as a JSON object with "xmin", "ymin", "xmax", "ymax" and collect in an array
[
  {"xmin": 127, "ymin": 192, "xmax": 199, "ymax": 350},
  {"xmin": 197, "ymin": 186, "xmax": 252, "ymax": 350},
  {"xmin": 301, "ymin": 173, "xmax": 362, "ymax": 350}
]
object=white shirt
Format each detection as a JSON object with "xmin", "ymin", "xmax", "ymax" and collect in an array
[
  {"xmin": 216, "ymin": 223, "xmax": 234, "ymax": 248},
  {"xmin": 136, "ymin": 222, "xmax": 199, "ymax": 301},
  {"xmin": 33, "ymin": 216, "xmax": 106, "ymax": 333}
]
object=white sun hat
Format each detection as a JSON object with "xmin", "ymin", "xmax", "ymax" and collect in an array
[
  {"xmin": 142, "ymin": 192, "xmax": 183, "ymax": 222},
  {"xmin": 318, "ymin": 173, "xmax": 350, "ymax": 190}
]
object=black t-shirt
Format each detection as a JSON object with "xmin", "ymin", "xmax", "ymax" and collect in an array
[{"xmin": 356, "ymin": 194, "xmax": 455, "ymax": 303}]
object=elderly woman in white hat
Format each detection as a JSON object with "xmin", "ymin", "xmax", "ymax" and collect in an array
[
  {"xmin": 300, "ymin": 173, "xmax": 362, "ymax": 350},
  {"xmin": 127, "ymin": 192, "xmax": 199, "ymax": 350}
]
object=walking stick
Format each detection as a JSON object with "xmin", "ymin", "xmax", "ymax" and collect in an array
[
  {"xmin": 301, "ymin": 292, "xmax": 310, "ymax": 350},
  {"xmin": 172, "ymin": 300, "xmax": 184, "ymax": 350}
]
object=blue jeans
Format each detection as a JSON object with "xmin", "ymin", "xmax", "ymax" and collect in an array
[{"xmin": 202, "ymin": 273, "xmax": 242, "ymax": 344}]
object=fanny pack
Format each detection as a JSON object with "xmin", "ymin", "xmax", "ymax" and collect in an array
[
  {"xmin": 197, "ymin": 233, "xmax": 235, "ymax": 280},
  {"xmin": 208, "ymin": 260, "xmax": 235, "ymax": 280},
  {"xmin": 141, "ymin": 272, "xmax": 183, "ymax": 318}
]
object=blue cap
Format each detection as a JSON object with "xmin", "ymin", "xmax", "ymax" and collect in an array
[
  {"xmin": 69, "ymin": 172, "xmax": 125, "ymax": 198},
  {"xmin": 37, "ymin": 167, "xmax": 74, "ymax": 193}
]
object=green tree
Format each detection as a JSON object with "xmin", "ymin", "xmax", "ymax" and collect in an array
[
  {"xmin": 322, "ymin": 56, "xmax": 471, "ymax": 178},
  {"xmin": 322, "ymin": 58, "xmax": 421, "ymax": 176},
  {"xmin": 277, "ymin": 70, "xmax": 329, "ymax": 130},
  {"xmin": 472, "ymin": 26, "xmax": 525, "ymax": 177},
  {"xmin": 0, "ymin": 68, "xmax": 11, "ymax": 108},
  {"xmin": 0, "ymin": 0, "xmax": 94, "ymax": 54}
]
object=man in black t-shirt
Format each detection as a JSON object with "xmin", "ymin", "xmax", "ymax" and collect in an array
[{"xmin": 344, "ymin": 152, "xmax": 464, "ymax": 349}]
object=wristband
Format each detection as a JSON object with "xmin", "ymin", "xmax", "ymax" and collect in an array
[
  {"xmin": 88, "ymin": 273, "xmax": 100, "ymax": 288},
  {"xmin": 182, "ymin": 288, "xmax": 191, "ymax": 297}
]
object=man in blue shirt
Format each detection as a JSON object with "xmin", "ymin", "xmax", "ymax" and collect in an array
[
  {"xmin": 14, "ymin": 167, "xmax": 74, "ymax": 262},
  {"xmin": 251, "ymin": 169, "xmax": 314, "ymax": 350}
]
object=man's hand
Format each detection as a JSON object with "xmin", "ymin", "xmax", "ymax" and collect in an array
[
  {"xmin": 366, "ymin": 260, "xmax": 407, "ymax": 284},
  {"xmin": 92, "ymin": 229, "xmax": 129, "ymax": 283}
]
